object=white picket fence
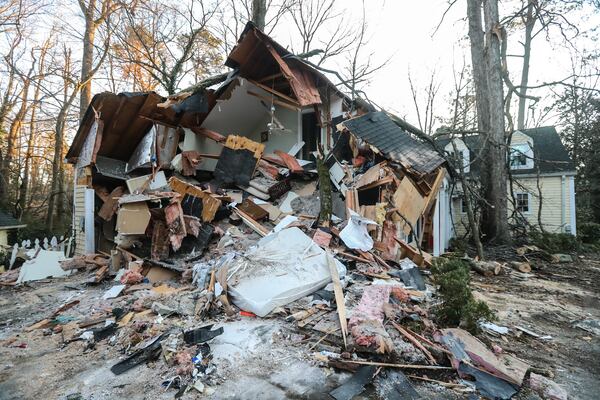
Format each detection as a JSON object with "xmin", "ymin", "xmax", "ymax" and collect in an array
[{"xmin": 8, "ymin": 236, "xmax": 72, "ymax": 269}]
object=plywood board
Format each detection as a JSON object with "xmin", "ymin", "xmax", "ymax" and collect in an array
[{"xmin": 392, "ymin": 177, "xmax": 426, "ymax": 234}]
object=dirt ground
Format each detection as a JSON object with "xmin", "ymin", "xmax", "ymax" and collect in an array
[
  {"xmin": 471, "ymin": 254, "xmax": 600, "ymax": 400},
  {"xmin": 0, "ymin": 254, "xmax": 598, "ymax": 399}
]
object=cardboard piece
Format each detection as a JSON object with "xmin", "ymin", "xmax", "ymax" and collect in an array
[
  {"xmin": 116, "ymin": 202, "xmax": 151, "ymax": 235},
  {"xmin": 146, "ymin": 266, "xmax": 179, "ymax": 283}
]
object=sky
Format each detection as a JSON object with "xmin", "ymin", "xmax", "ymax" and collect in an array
[{"xmin": 267, "ymin": 0, "xmax": 600, "ymax": 131}]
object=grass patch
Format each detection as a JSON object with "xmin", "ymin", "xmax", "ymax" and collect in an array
[{"xmin": 431, "ymin": 257, "xmax": 495, "ymax": 334}]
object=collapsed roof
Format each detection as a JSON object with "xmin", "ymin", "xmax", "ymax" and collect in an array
[{"xmin": 339, "ymin": 112, "xmax": 446, "ymax": 176}]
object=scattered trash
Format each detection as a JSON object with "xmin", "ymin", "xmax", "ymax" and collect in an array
[{"xmin": 102, "ymin": 285, "xmax": 126, "ymax": 300}]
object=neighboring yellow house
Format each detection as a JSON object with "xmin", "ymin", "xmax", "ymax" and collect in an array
[
  {"xmin": 0, "ymin": 210, "xmax": 26, "ymax": 246},
  {"xmin": 439, "ymin": 127, "xmax": 577, "ymax": 239}
]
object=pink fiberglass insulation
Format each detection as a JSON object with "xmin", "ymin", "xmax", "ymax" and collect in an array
[{"xmin": 349, "ymin": 285, "xmax": 395, "ymax": 353}]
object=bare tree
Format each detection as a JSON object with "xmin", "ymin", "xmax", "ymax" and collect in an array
[
  {"xmin": 408, "ymin": 69, "xmax": 441, "ymax": 135},
  {"xmin": 216, "ymin": 0, "xmax": 294, "ymax": 54},
  {"xmin": 77, "ymin": 0, "xmax": 121, "ymax": 120},
  {"xmin": 252, "ymin": 0, "xmax": 267, "ymax": 30},
  {"xmin": 17, "ymin": 39, "xmax": 51, "ymax": 219},
  {"xmin": 288, "ymin": 0, "xmax": 356, "ymax": 65},
  {"xmin": 466, "ymin": 0, "xmax": 510, "ymax": 243},
  {"xmin": 112, "ymin": 0, "xmax": 220, "ymax": 95}
]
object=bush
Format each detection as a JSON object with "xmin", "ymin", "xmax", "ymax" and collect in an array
[
  {"xmin": 530, "ymin": 231, "xmax": 580, "ymax": 253},
  {"xmin": 448, "ymin": 237, "xmax": 468, "ymax": 254},
  {"xmin": 578, "ymin": 222, "xmax": 600, "ymax": 244},
  {"xmin": 431, "ymin": 258, "xmax": 495, "ymax": 334},
  {"xmin": 431, "ymin": 258, "xmax": 496, "ymax": 334}
]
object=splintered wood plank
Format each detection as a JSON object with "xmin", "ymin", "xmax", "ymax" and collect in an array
[
  {"xmin": 225, "ymin": 135, "xmax": 265, "ymax": 159},
  {"xmin": 422, "ymin": 168, "xmax": 446, "ymax": 217},
  {"xmin": 168, "ymin": 177, "xmax": 221, "ymax": 222},
  {"xmin": 274, "ymin": 150, "xmax": 303, "ymax": 173},
  {"xmin": 326, "ymin": 253, "xmax": 348, "ymax": 348}
]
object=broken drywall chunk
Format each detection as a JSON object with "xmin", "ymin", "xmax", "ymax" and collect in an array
[
  {"xmin": 103, "ymin": 284, "xmax": 126, "ymax": 299},
  {"xmin": 339, "ymin": 209, "xmax": 378, "ymax": 251},
  {"xmin": 126, "ymin": 171, "xmax": 168, "ymax": 194},
  {"xmin": 16, "ymin": 250, "xmax": 70, "ymax": 283},
  {"xmin": 226, "ymin": 227, "xmax": 346, "ymax": 317},
  {"xmin": 116, "ymin": 202, "xmax": 151, "ymax": 235}
]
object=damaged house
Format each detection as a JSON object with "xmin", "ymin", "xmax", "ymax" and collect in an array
[{"xmin": 65, "ymin": 21, "xmax": 451, "ymax": 278}]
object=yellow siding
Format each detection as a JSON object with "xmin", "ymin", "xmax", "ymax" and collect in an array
[
  {"xmin": 451, "ymin": 175, "xmax": 572, "ymax": 235},
  {"xmin": 511, "ymin": 131, "xmax": 532, "ymax": 146},
  {"xmin": 0, "ymin": 230, "xmax": 7, "ymax": 246},
  {"xmin": 74, "ymin": 185, "xmax": 87, "ymax": 256}
]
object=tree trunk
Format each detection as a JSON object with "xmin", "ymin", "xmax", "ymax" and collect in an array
[
  {"xmin": 483, "ymin": 0, "xmax": 510, "ymax": 243},
  {"xmin": 252, "ymin": 0, "xmax": 266, "ymax": 31},
  {"xmin": 17, "ymin": 82, "xmax": 40, "ymax": 219},
  {"xmin": 517, "ymin": 1, "xmax": 535, "ymax": 130},
  {"xmin": 79, "ymin": 1, "xmax": 96, "ymax": 121},
  {"xmin": 47, "ymin": 107, "xmax": 66, "ymax": 231}
]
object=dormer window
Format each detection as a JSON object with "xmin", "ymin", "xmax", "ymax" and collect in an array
[
  {"xmin": 510, "ymin": 143, "xmax": 534, "ymax": 169},
  {"xmin": 445, "ymin": 140, "xmax": 470, "ymax": 173}
]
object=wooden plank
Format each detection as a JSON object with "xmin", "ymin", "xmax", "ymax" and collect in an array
[
  {"xmin": 340, "ymin": 359, "xmax": 452, "ymax": 370},
  {"xmin": 395, "ymin": 238, "xmax": 433, "ymax": 268},
  {"xmin": 274, "ymin": 150, "xmax": 303, "ymax": 173},
  {"xmin": 355, "ymin": 162, "xmax": 387, "ymax": 189},
  {"xmin": 326, "ymin": 253, "xmax": 348, "ymax": 348},
  {"xmin": 357, "ymin": 175, "xmax": 394, "ymax": 191},
  {"xmin": 422, "ymin": 168, "xmax": 446, "ymax": 217},
  {"xmin": 247, "ymin": 78, "xmax": 301, "ymax": 106},
  {"xmin": 234, "ymin": 208, "xmax": 270, "ymax": 236},
  {"xmin": 391, "ymin": 321, "xmax": 437, "ymax": 364},
  {"xmin": 247, "ymin": 90, "xmax": 300, "ymax": 111},
  {"xmin": 190, "ymin": 127, "xmax": 226, "ymax": 143}
]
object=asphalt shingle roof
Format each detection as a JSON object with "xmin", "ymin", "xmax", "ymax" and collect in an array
[
  {"xmin": 340, "ymin": 112, "xmax": 445, "ymax": 175},
  {"xmin": 0, "ymin": 210, "xmax": 24, "ymax": 229}
]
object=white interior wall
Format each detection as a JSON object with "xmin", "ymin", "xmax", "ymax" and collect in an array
[{"xmin": 188, "ymin": 78, "xmax": 302, "ymax": 171}]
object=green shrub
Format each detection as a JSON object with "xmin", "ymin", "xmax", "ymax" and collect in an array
[
  {"xmin": 431, "ymin": 258, "xmax": 495, "ymax": 334},
  {"xmin": 448, "ymin": 237, "xmax": 468, "ymax": 254},
  {"xmin": 578, "ymin": 222, "xmax": 600, "ymax": 244},
  {"xmin": 530, "ymin": 231, "xmax": 580, "ymax": 253}
]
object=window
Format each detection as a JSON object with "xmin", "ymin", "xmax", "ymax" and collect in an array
[
  {"xmin": 449, "ymin": 149, "xmax": 470, "ymax": 173},
  {"xmin": 516, "ymin": 193, "xmax": 530, "ymax": 213},
  {"xmin": 461, "ymin": 197, "xmax": 467, "ymax": 213},
  {"xmin": 510, "ymin": 143, "xmax": 533, "ymax": 169}
]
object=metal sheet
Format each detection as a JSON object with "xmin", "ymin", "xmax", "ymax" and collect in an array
[{"xmin": 126, "ymin": 127, "xmax": 156, "ymax": 173}]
